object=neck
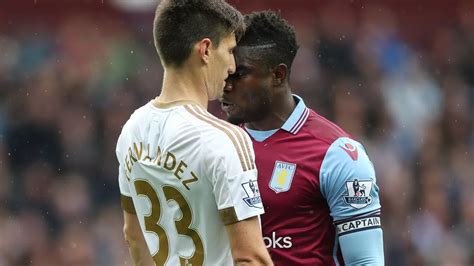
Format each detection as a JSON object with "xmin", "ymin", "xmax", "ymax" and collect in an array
[
  {"xmin": 246, "ymin": 89, "xmax": 295, "ymax": 131},
  {"xmin": 156, "ymin": 66, "xmax": 209, "ymax": 108}
]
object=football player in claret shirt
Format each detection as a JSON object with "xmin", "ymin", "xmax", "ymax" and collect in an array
[{"xmin": 221, "ymin": 10, "xmax": 384, "ymax": 265}]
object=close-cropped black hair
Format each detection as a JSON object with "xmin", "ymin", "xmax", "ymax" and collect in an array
[
  {"xmin": 154, "ymin": 0, "xmax": 245, "ymax": 67},
  {"xmin": 239, "ymin": 10, "xmax": 299, "ymax": 72}
]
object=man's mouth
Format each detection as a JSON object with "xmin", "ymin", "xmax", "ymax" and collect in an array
[{"xmin": 219, "ymin": 98, "xmax": 234, "ymax": 113}]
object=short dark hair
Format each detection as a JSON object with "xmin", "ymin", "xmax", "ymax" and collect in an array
[
  {"xmin": 239, "ymin": 10, "xmax": 299, "ymax": 73},
  {"xmin": 154, "ymin": 0, "xmax": 245, "ymax": 67}
]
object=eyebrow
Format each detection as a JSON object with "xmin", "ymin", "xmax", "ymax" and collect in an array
[{"xmin": 235, "ymin": 65, "xmax": 251, "ymax": 72}]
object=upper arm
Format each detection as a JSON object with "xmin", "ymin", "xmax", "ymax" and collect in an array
[
  {"xmin": 339, "ymin": 228, "xmax": 384, "ymax": 265},
  {"xmin": 225, "ymin": 216, "xmax": 263, "ymax": 252},
  {"xmin": 123, "ymin": 211, "xmax": 155, "ymax": 266},
  {"xmin": 320, "ymin": 137, "xmax": 381, "ymax": 222},
  {"xmin": 319, "ymin": 137, "xmax": 384, "ymax": 262},
  {"xmin": 206, "ymin": 127, "xmax": 264, "ymax": 224},
  {"xmin": 117, "ymin": 128, "xmax": 136, "ymax": 214},
  {"xmin": 123, "ymin": 211, "xmax": 143, "ymax": 238},
  {"xmin": 119, "ymin": 163, "xmax": 136, "ymax": 213},
  {"xmin": 225, "ymin": 216, "xmax": 272, "ymax": 265}
]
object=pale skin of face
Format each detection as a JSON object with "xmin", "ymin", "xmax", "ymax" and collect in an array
[
  {"xmin": 206, "ymin": 33, "xmax": 237, "ymax": 100},
  {"xmin": 154, "ymin": 33, "xmax": 237, "ymax": 108}
]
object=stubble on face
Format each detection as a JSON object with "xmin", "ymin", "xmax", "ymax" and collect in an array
[
  {"xmin": 226, "ymin": 86, "xmax": 273, "ymax": 125},
  {"xmin": 223, "ymin": 47, "xmax": 275, "ymax": 125},
  {"xmin": 209, "ymin": 34, "xmax": 236, "ymax": 101}
]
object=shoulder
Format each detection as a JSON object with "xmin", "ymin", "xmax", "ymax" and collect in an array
[
  {"xmin": 182, "ymin": 105, "xmax": 253, "ymax": 168},
  {"xmin": 322, "ymin": 137, "xmax": 372, "ymax": 168},
  {"xmin": 319, "ymin": 136, "xmax": 381, "ymax": 220},
  {"xmin": 183, "ymin": 104, "xmax": 250, "ymax": 146},
  {"xmin": 116, "ymin": 103, "xmax": 152, "ymax": 151},
  {"xmin": 319, "ymin": 136, "xmax": 376, "ymax": 196},
  {"xmin": 120, "ymin": 103, "xmax": 154, "ymax": 136},
  {"xmin": 314, "ymin": 110, "xmax": 373, "ymax": 178},
  {"xmin": 302, "ymin": 109, "xmax": 353, "ymax": 145},
  {"xmin": 301, "ymin": 111, "xmax": 375, "ymax": 183}
]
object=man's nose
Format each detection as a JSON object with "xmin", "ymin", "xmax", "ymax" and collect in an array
[{"xmin": 229, "ymin": 57, "xmax": 236, "ymax": 74}]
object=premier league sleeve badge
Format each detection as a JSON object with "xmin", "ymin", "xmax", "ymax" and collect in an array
[
  {"xmin": 343, "ymin": 179, "xmax": 373, "ymax": 209},
  {"xmin": 241, "ymin": 180, "xmax": 263, "ymax": 208}
]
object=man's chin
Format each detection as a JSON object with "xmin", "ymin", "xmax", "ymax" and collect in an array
[{"xmin": 226, "ymin": 115, "xmax": 244, "ymax": 125}]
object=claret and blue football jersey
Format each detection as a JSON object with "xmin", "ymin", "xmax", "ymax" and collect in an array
[{"xmin": 245, "ymin": 95, "xmax": 384, "ymax": 265}]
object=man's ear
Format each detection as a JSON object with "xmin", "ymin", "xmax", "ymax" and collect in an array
[
  {"xmin": 198, "ymin": 38, "xmax": 212, "ymax": 64},
  {"xmin": 272, "ymin": 64, "xmax": 288, "ymax": 86}
]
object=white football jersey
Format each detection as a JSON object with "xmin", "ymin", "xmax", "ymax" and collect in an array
[{"xmin": 116, "ymin": 100, "xmax": 264, "ymax": 266}]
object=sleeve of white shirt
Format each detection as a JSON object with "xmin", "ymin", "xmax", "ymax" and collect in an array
[
  {"xmin": 205, "ymin": 126, "xmax": 264, "ymax": 225},
  {"xmin": 116, "ymin": 127, "xmax": 136, "ymax": 213}
]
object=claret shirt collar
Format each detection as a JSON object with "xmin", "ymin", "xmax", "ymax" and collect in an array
[{"xmin": 280, "ymin": 94, "xmax": 309, "ymax": 135}]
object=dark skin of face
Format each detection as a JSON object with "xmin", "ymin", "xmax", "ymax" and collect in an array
[{"xmin": 221, "ymin": 46, "xmax": 296, "ymax": 130}]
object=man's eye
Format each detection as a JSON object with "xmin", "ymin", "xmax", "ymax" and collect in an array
[
  {"xmin": 235, "ymin": 71, "xmax": 246, "ymax": 78},
  {"xmin": 227, "ymin": 72, "xmax": 244, "ymax": 80}
]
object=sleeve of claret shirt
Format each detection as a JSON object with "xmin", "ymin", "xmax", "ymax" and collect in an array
[
  {"xmin": 319, "ymin": 137, "xmax": 384, "ymax": 265},
  {"xmin": 205, "ymin": 126, "xmax": 264, "ymax": 225}
]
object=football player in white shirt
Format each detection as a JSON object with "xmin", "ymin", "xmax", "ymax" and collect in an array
[{"xmin": 116, "ymin": 0, "xmax": 273, "ymax": 265}]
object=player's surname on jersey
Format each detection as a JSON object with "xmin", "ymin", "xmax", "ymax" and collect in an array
[{"xmin": 123, "ymin": 142, "xmax": 199, "ymax": 190}]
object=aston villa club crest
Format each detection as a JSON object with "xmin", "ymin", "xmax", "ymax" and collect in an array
[
  {"xmin": 343, "ymin": 179, "xmax": 373, "ymax": 209},
  {"xmin": 269, "ymin": 161, "xmax": 297, "ymax": 193}
]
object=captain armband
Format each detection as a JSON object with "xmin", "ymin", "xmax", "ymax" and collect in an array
[{"xmin": 336, "ymin": 216, "xmax": 381, "ymax": 236}]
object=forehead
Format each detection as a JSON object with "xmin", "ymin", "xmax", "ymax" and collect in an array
[
  {"xmin": 234, "ymin": 46, "xmax": 260, "ymax": 66},
  {"xmin": 218, "ymin": 33, "xmax": 237, "ymax": 48}
]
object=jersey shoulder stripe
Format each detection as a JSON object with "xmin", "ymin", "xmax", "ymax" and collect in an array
[{"xmin": 184, "ymin": 104, "xmax": 255, "ymax": 171}]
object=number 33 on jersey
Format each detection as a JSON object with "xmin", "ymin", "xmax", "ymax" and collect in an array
[{"xmin": 117, "ymin": 102, "xmax": 264, "ymax": 266}]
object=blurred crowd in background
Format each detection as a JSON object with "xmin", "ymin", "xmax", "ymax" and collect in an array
[{"xmin": 0, "ymin": 0, "xmax": 473, "ymax": 265}]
